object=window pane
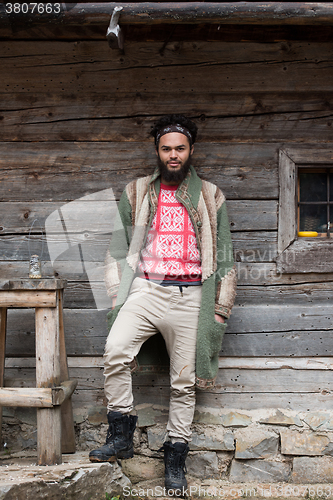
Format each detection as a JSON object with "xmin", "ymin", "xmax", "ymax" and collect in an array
[
  {"xmin": 299, "ymin": 204, "xmax": 327, "ymax": 232},
  {"xmin": 299, "ymin": 173, "xmax": 327, "ymax": 202}
]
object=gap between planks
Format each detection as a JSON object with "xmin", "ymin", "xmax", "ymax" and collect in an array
[{"xmin": 4, "ymin": 356, "xmax": 333, "ymax": 371}]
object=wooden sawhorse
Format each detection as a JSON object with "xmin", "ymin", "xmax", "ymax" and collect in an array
[{"xmin": 0, "ymin": 279, "xmax": 77, "ymax": 465}]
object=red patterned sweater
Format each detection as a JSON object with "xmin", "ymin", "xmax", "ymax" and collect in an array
[{"xmin": 138, "ymin": 183, "xmax": 202, "ymax": 281}]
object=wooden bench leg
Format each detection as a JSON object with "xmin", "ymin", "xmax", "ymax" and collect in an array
[
  {"xmin": 35, "ymin": 306, "xmax": 62, "ymax": 465},
  {"xmin": 58, "ymin": 290, "xmax": 76, "ymax": 454},
  {"xmin": 0, "ymin": 308, "xmax": 7, "ymax": 448}
]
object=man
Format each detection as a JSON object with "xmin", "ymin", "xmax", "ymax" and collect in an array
[{"xmin": 89, "ymin": 115, "xmax": 237, "ymax": 490}]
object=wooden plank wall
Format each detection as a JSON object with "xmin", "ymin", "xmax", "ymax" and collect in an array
[{"xmin": 1, "ymin": 36, "xmax": 333, "ymax": 415}]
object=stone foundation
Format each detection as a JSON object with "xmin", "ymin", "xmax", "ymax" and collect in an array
[{"xmin": 2, "ymin": 405, "xmax": 333, "ymax": 484}]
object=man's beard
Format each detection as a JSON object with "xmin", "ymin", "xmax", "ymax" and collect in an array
[{"xmin": 157, "ymin": 154, "xmax": 191, "ymax": 184}]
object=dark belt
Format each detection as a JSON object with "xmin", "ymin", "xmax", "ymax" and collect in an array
[{"xmin": 147, "ymin": 279, "xmax": 201, "ymax": 295}]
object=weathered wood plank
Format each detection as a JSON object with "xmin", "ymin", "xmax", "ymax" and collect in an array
[
  {"xmin": 0, "ymin": 234, "xmax": 110, "ymax": 262},
  {"xmin": 232, "ymin": 232, "xmax": 277, "ymax": 263},
  {"xmin": 0, "ymin": 231, "xmax": 276, "ymax": 263},
  {"xmin": 5, "ymin": 362, "xmax": 333, "ymax": 394},
  {"xmin": 5, "ymin": 326, "xmax": 332, "ymax": 359},
  {"xmin": 0, "ymin": 387, "xmax": 53, "ymax": 407},
  {"xmin": 0, "ymin": 279, "xmax": 66, "ymax": 291},
  {"xmin": 0, "ymin": 307, "xmax": 7, "ymax": 446},
  {"xmin": 2, "ymin": 90, "xmax": 333, "ymax": 117},
  {"xmin": 8, "ymin": 355, "xmax": 333, "ymax": 372},
  {"xmin": 58, "ymin": 289, "xmax": 76, "ymax": 453},
  {"xmin": 2, "ymin": 41, "xmax": 333, "ymax": 70},
  {"xmin": 2, "ymin": 3, "xmax": 333, "ymax": 28},
  {"xmin": 65, "ymin": 281, "xmax": 333, "ymax": 309},
  {"xmin": 0, "ymin": 291, "xmax": 56, "ymax": 308},
  {"xmin": 69, "ymin": 388, "xmax": 333, "ymax": 412},
  {"xmin": 0, "ymin": 142, "xmax": 278, "ymax": 201},
  {"xmin": 1, "ymin": 41, "xmax": 333, "ymax": 95},
  {"xmin": 0, "ymin": 309, "xmax": 6, "ymax": 384},
  {"xmin": 2, "ymin": 92, "xmax": 333, "ymax": 143},
  {"xmin": 229, "ymin": 304, "xmax": 333, "ymax": 333},
  {"xmin": 5, "ymin": 317, "xmax": 333, "ymax": 357},
  {"xmin": 277, "ymin": 239, "xmax": 333, "ymax": 274},
  {"xmin": 2, "ymin": 23, "xmax": 333, "ymax": 43},
  {"xmin": 2, "ymin": 56, "xmax": 333, "ymax": 93},
  {"xmin": 278, "ymin": 149, "xmax": 297, "ymax": 254},
  {"xmin": 52, "ymin": 380, "xmax": 77, "ymax": 406},
  {"xmin": 4, "ymin": 306, "xmax": 333, "ymax": 357},
  {"xmin": 0, "ymin": 200, "xmax": 277, "ymax": 233},
  {"xmin": 55, "ymin": 280, "xmax": 333, "ymax": 310},
  {"xmin": 35, "ymin": 305, "xmax": 62, "ymax": 465},
  {"xmin": 222, "ymin": 331, "xmax": 333, "ymax": 357},
  {"xmin": 17, "ymin": 324, "xmax": 333, "ymax": 359},
  {"xmin": 235, "ymin": 283, "xmax": 333, "ymax": 305},
  {"xmin": 1, "ymin": 261, "xmax": 332, "ymax": 287},
  {"xmin": 229, "ymin": 201, "xmax": 277, "ymax": 231},
  {"xmin": 195, "ymin": 391, "xmax": 333, "ymax": 411}
]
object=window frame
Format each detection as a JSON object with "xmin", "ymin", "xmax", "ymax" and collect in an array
[{"xmin": 277, "ymin": 149, "xmax": 333, "ymax": 273}]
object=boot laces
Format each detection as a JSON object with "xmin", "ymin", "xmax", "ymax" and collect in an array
[
  {"xmin": 169, "ymin": 450, "xmax": 187, "ymax": 477},
  {"xmin": 106, "ymin": 419, "xmax": 123, "ymax": 460},
  {"xmin": 106, "ymin": 422, "xmax": 114, "ymax": 443}
]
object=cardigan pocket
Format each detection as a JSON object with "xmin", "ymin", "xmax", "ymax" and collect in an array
[
  {"xmin": 210, "ymin": 320, "xmax": 227, "ymax": 357},
  {"xmin": 106, "ymin": 304, "xmax": 122, "ymax": 332}
]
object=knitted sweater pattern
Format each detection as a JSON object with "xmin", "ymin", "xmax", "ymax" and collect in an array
[{"xmin": 138, "ymin": 184, "xmax": 201, "ymax": 279}]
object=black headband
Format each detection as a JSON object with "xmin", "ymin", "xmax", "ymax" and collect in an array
[{"xmin": 155, "ymin": 124, "xmax": 193, "ymax": 146}]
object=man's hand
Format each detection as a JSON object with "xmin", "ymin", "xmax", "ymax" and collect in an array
[
  {"xmin": 214, "ymin": 314, "xmax": 225, "ymax": 323},
  {"xmin": 111, "ymin": 297, "xmax": 117, "ymax": 310}
]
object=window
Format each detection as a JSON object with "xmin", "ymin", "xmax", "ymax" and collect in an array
[
  {"xmin": 298, "ymin": 168, "xmax": 333, "ymax": 237},
  {"xmin": 277, "ymin": 149, "xmax": 333, "ymax": 273}
]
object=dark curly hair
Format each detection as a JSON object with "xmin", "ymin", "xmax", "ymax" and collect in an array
[{"xmin": 150, "ymin": 114, "xmax": 198, "ymax": 147}]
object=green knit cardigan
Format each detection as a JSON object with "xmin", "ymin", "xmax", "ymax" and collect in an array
[{"xmin": 105, "ymin": 166, "xmax": 237, "ymax": 389}]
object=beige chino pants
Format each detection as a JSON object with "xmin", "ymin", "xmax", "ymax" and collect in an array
[{"xmin": 104, "ymin": 277, "xmax": 202, "ymax": 442}]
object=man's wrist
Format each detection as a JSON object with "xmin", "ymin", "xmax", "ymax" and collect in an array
[{"xmin": 214, "ymin": 313, "xmax": 225, "ymax": 323}]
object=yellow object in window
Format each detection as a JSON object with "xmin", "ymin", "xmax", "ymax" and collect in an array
[{"xmin": 298, "ymin": 231, "xmax": 318, "ymax": 237}]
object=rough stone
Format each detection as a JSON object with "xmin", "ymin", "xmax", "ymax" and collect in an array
[
  {"xmin": 303, "ymin": 412, "xmax": 329, "ymax": 431},
  {"xmin": 1, "ymin": 423, "xmax": 29, "ymax": 453},
  {"xmin": 280, "ymin": 429, "xmax": 333, "ymax": 456},
  {"xmin": 0, "ymin": 452, "xmax": 131, "ymax": 500},
  {"xmin": 323, "ymin": 418, "xmax": 333, "ymax": 431},
  {"xmin": 147, "ymin": 425, "xmax": 234, "ymax": 451},
  {"xmin": 136, "ymin": 404, "xmax": 168, "ymax": 427},
  {"xmin": 191, "ymin": 425, "xmax": 235, "ymax": 451},
  {"xmin": 221, "ymin": 412, "xmax": 252, "ymax": 428},
  {"xmin": 15, "ymin": 408, "xmax": 37, "ymax": 427},
  {"xmin": 151, "ymin": 405, "xmax": 169, "ymax": 425},
  {"xmin": 17, "ymin": 425, "xmax": 37, "ymax": 450},
  {"xmin": 292, "ymin": 456, "xmax": 333, "ymax": 483},
  {"xmin": 77, "ymin": 422, "xmax": 108, "ymax": 451},
  {"xmin": 87, "ymin": 406, "xmax": 108, "ymax": 425},
  {"xmin": 136, "ymin": 404, "xmax": 157, "ymax": 427},
  {"xmin": 229, "ymin": 459, "xmax": 292, "ymax": 483},
  {"xmin": 235, "ymin": 428, "xmax": 279, "ymax": 459},
  {"xmin": 193, "ymin": 410, "xmax": 221, "ymax": 425},
  {"xmin": 217, "ymin": 452, "xmax": 234, "ymax": 477},
  {"xmin": 121, "ymin": 456, "xmax": 164, "ymax": 484},
  {"xmin": 146, "ymin": 425, "xmax": 167, "ymax": 450},
  {"xmin": 186, "ymin": 452, "xmax": 219, "ymax": 479},
  {"xmin": 260, "ymin": 410, "xmax": 302, "ymax": 427},
  {"xmin": 73, "ymin": 409, "xmax": 87, "ymax": 425}
]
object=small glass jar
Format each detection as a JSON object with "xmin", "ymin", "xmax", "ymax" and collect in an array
[{"xmin": 29, "ymin": 254, "xmax": 42, "ymax": 279}]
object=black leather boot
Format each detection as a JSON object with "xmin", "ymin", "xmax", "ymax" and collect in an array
[
  {"xmin": 162, "ymin": 441, "xmax": 189, "ymax": 490},
  {"xmin": 89, "ymin": 411, "xmax": 138, "ymax": 462}
]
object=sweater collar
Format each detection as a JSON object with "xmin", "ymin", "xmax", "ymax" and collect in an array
[{"xmin": 148, "ymin": 165, "xmax": 202, "ymax": 210}]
